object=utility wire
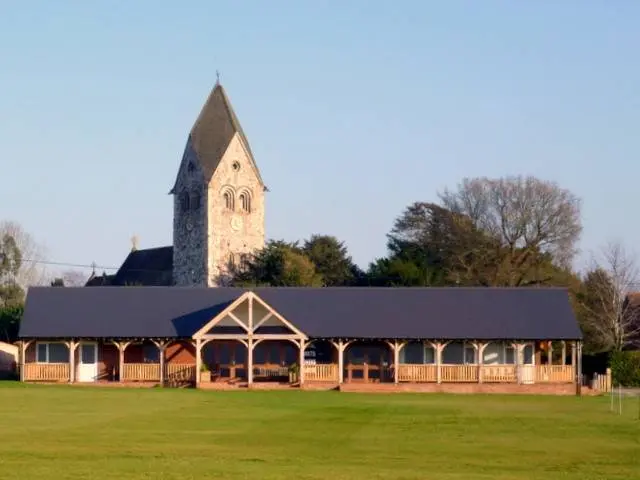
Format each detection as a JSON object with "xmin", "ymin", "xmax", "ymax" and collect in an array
[{"xmin": 7, "ymin": 257, "xmax": 640, "ymax": 288}]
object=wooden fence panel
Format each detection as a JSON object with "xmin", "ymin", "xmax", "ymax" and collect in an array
[
  {"xmin": 398, "ymin": 364, "xmax": 437, "ymax": 382},
  {"xmin": 441, "ymin": 365, "xmax": 479, "ymax": 382},
  {"xmin": 24, "ymin": 363, "xmax": 69, "ymax": 381},
  {"xmin": 481, "ymin": 365, "xmax": 517, "ymax": 383},
  {"xmin": 304, "ymin": 364, "xmax": 339, "ymax": 382},
  {"xmin": 123, "ymin": 363, "xmax": 160, "ymax": 381}
]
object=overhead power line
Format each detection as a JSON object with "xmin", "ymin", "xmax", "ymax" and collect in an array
[{"xmin": 5, "ymin": 256, "xmax": 640, "ymax": 288}]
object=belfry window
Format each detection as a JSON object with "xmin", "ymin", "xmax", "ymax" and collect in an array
[
  {"xmin": 180, "ymin": 191, "xmax": 190, "ymax": 212},
  {"xmin": 191, "ymin": 192, "xmax": 201, "ymax": 210},
  {"xmin": 239, "ymin": 192, "xmax": 251, "ymax": 213},
  {"xmin": 223, "ymin": 191, "xmax": 234, "ymax": 210}
]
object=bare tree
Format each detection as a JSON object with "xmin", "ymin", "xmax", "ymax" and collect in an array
[
  {"xmin": 0, "ymin": 221, "xmax": 49, "ymax": 290},
  {"xmin": 582, "ymin": 240, "xmax": 640, "ymax": 351},
  {"xmin": 439, "ymin": 175, "xmax": 583, "ymax": 273},
  {"xmin": 60, "ymin": 269, "xmax": 88, "ymax": 287}
]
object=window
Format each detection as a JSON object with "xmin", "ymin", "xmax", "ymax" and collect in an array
[
  {"xmin": 239, "ymin": 192, "xmax": 251, "ymax": 213},
  {"xmin": 401, "ymin": 342, "xmax": 425, "ymax": 364},
  {"xmin": 442, "ymin": 341, "xmax": 477, "ymax": 365},
  {"xmin": 187, "ymin": 161, "xmax": 195, "ymax": 173},
  {"xmin": 223, "ymin": 190, "xmax": 234, "ymax": 210},
  {"xmin": 191, "ymin": 192, "xmax": 201, "ymax": 210},
  {"xmin": 232, "ymin": 161, "xmax": 241, "ymax": 171},
  {"xmin": 180, "ymin": 191, "xmax": 190, "ymax": 212},
  {"xmin": 464, "ymin": 344, "xmax": 476, "ymax": 364},
  {"xmin": 505, "ymin": 345, "xmax": 516, "ymax": 364},
  {"xmin": 36, "ymin": 342, "xmax": 69, "ymax": 363},
  {"xmin": 240, "ymin": 253, "xmax": 251, "ymax": 270},
  {"xmin": 228, "ymin": 253, "xmax": 236, "ymax": 269},
  {"xmin": 143, "ymin": 344, "xmax": 159, "ymax": 363}
]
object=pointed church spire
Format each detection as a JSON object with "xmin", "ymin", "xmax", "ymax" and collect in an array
[{"xmin": 186, "ymin": 82, "xmax": 263, "ymax": 186}]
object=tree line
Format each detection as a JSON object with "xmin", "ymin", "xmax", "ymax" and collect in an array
[
  {"xmin": 228, "ymin": 175, "xmax": 640, "ymax": 356},
  {"xmin": 2, "ymin": 175, "xmax": 639, "ymax": 360}
]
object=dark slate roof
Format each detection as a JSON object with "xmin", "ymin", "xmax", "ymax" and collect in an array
[
  {"xmin": 110, "ymin": 246, "xmax": 173, "ymax": 286},
  {"xmin": 85, "ymin": 273, "xmax": 115, "ymax": 286},
  {"xmin": 20, "ymin": 287, "xmax": 239, "ymax": 338},
  {"xmin": 19, "ymin": 286, "xmax": 582, "ymax": 340},
  {"xmin": 170, "ymin": 82, "xmax": 263, "ymax": 193},
  {"xmin": 255, "ymin": 287, "xmax": 582, "ymax": 340}
]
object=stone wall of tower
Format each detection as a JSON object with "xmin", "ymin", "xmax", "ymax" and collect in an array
[
  {"xmin": 172, "ymin": 139, "xmax": 208, "ymax": 286},
  {"xmin": 207, "ymin": 133, "xmax": 265, "ymax": 286}
]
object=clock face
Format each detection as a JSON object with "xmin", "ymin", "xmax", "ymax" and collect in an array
[
  {"xmin": 185, "ymin": 221, "xmax": 193, "ymax": 231},
  {"xmin": 230, "ymin": 216, "xmax": 242, "ymax": 231}
]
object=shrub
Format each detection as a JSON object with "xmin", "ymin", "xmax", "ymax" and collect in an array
[{"xmin": 609, "ymin": 351, "xmax": 640, "ymax": 387}]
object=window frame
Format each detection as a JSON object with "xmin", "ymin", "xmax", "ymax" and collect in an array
[{"xmin": 35, "ymin": 341, "xmax": 69, "ymax": 363}]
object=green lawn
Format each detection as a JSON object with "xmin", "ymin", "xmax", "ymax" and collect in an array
[{"xmin": 0, "ymin": 383, "xmax": 638, "ymax": 479}]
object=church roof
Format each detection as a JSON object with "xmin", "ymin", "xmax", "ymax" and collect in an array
[
  {"xmin": 110, "ymin": 246, "xmax": 173, "ymax": 286},
  {"xmin": 19, "ymin": 286, "xmax": 582, "ymax": 341},
  {"xmin": 176, "ymin": 82, "xmax": 263, "ymax": 190}
]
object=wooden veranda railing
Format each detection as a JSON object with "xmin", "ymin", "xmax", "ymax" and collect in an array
[
  {"xmin": 398, "ymin": 364, "xmax": 437, "ymax": 382},
  {"xmin": 481, "ymin": 365, "xmax": 517, "ymax": 382},
  {"xmin": 122, "ymin": 363, "xmax": 160, "ymax": 382},
  {"xmin": 394, "ymin": 364, "xmax": 574, "ymax": 383},
  {"xmin": 165, "ymin": 364, "xmax": 196, "ymax": 383},
  {"xmin": 23, "ymin": 363, "xmax": 69, "ymax": 381},
  {"xmin": 441, "ymin": 364, "xmax": 479, "ymax": 382},
  {"xmin": 253, "ymin": 364, "xmax": 289, "ymax": 379},
  {"xmin": 534, "ymin": 365, "xmax": 574, "ymax": 383},
  {"xmin": 304, "ymin": 363, "xmax": 339, "ymax": 382}
]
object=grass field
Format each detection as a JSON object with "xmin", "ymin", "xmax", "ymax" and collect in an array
[{"xmin": 0, "ymin": 383, "xmax": 639, "ymax": 480}]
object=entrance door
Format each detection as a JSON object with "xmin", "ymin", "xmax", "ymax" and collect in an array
[
  {"xmin": 77, "ymin": 343, "xmax": 98, "ymax": 382},
  {"xmin": 521, "ymin": 343, "xmax": 535, "ymax": 384}
]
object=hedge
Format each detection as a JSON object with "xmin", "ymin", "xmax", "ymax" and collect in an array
[{"xmin": 609, "ymin": 351, "xmax": 640, "ymax": 387}]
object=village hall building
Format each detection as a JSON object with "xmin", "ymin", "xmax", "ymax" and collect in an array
[{"xmin": 17, "ymin": 82, "xmax": 584, "ymax": 394}]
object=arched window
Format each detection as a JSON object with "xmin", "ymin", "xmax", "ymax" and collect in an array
[
  {"xmin": 191, "ymin": 192, "xmax": 201, "ymax": 210},
  {"xmin": 228, "ymin": 253, "xmax": 236, "ymax": 269},
  {"xmin": 180, "ymin": 191, "xmax": 190, "ymax": 212},
  {"xmin": 239, "ymin": 191, "xmax": 251, "ymax": 213},
  {"xmin": 223, "ymin": 190, "xmax": 234, "ymax": 211}
]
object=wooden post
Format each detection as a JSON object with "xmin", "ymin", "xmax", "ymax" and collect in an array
[
  {"xmin": 393, "ymin": 341, "xmax": 400, "ymax": 384},
  {"xmin": 68, "ymin": 341, "xmax": 77, "ymax": 383},
  {"xmin": 195, "ymin": 339, "xmax": 202, "ymax": 387},
  {"xmin": 152, "ymin": 340, "xmax": 167, "ymax": 386},
  {"xmin": 247, "ymin": 337, "xmax": 254, "ymax": 385},
  {"xmin": 119, "ymin": 346, "xmax": 125, "ymax": 382},
  {"xmin": 516, "ymin": 343, "xmax": 523, "ymax": 384},
  {"xmin": 299, "ymin": 340, "xmax": 306, "ymax": 386},
  {"xmin": 561, "ymin": 341, "xmax": 566, "ymax": 366},
  {"xmin": 112, "ymin": 341, "xmax": 131, "ymax": 383},
  {"xmin": 337, "ymin": 341, "xmax": 344, "ymax": 384},
  {"xmin": 19, "ymin": 341, "xmax": 27, "ymax": 382},
  {"xmin": 436, "ymin": 343, "xmax": 442, "ymax": 384},
  {"xmin": 548, "ymin": 342, "xmax": 553, "ymax": 366},
  {"xmin": 477, "ymin": 343, "xmax": 486, "ymax": 384},
  {"xmin": 576, "ymin": 341, "xmax": 583, "ymax": 396}
]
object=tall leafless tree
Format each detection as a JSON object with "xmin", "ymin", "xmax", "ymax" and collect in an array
[
  {"xmin": 438, "ymin": 175, "xmax": 582, "ymax": 280},
  {"xmin": 0, "ymin": 221, "xmax": 49, "ymax": 290},
  {"xmin": 582, "ymin": 240, "xmax": 640, "ymax": 351}
]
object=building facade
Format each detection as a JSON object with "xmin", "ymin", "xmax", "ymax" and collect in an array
[
  {"xmin": 18, "ymin": 286, "xmax": 595, "ymax": 395},
  {"xmin": 87, "ymin": 82, "xmax": 266, "ymax": 287}
]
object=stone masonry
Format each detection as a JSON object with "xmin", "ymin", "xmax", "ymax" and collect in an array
[
  {"xmin": 172, "ymin": 82, "xmax": 265, "ymax": 287},
  {"xmin": 207, "ymin": 133, "xmax": 265, "ymax": 286}
]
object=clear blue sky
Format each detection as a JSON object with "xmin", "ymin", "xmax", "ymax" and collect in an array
[{"xmin": 1, "ymin": 1, "xmax": 638, "ymax": 277}]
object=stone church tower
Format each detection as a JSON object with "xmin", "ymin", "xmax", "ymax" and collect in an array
[{"xmin": 170, "ymin": 82, "xmax": 266, "ymax": 286}]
